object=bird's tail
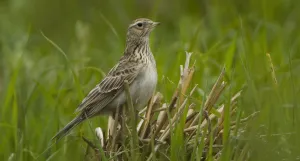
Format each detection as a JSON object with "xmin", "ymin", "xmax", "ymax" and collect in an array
[{"xmin": 51, "ymin": 116, "xmax": 83, "ymax": 142}]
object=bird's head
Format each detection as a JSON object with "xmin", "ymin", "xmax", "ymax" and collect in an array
[{"xmin": 126, "ymin": 18, "xmax": 160, "ymax": 44}]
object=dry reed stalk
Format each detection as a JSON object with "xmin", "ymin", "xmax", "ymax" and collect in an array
[
  {"xmin": 139, "ymin": 92, "xmax": 163, "ymax": 138},
  {"xmin": 188, "ymin": 68, "xmax": 226, "ymax": 128}
]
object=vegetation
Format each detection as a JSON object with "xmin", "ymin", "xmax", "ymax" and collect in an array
[{"xmin": 1, "ymin": 0, "xmax": 300, "ymax": 160}]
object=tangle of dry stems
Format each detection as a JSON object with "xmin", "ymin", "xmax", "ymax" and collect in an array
[{"xmin": 82, "ymin": 52, "xmax": 257, "ymax": 161}]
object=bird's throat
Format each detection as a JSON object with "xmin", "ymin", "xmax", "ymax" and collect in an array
[{"xmin": 125, "ymin": 38, "xmax": 150, "ymax": 56}]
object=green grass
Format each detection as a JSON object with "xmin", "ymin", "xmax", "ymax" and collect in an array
[{"xmin": 1, "ymin": 0, "xmax": 300, "ymax": 160}]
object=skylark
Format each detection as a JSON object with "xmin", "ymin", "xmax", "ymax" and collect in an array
[{"xmin": 52, "ymin": 18, "xmax": 159, "ymax": 141}]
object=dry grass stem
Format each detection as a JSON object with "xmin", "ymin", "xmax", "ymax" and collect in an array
[{"xmin": 266, "ymin": 53, "xmax": 278, "ymax": 86}]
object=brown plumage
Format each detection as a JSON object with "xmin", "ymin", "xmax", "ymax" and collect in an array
[{"xmin": 52, "ymin": 18, "xmax": 159, "ymax": 141}]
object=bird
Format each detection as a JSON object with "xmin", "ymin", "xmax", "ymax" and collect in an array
[{"xmin": 52, "ymin": 18, "xmax": 159, "ymax": 141}]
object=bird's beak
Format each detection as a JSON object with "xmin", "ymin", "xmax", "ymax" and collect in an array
[{"xmin": 152, "ymin": 22, "xmax": 160, "ymax": 27}]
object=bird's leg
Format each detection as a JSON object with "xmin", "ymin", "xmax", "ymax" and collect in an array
[
  {"xmin": 119, "ymin": 105, "xmax": 127, "ymax": 141},
  {"xmin": 108, "ymin": 107, "xmax": 121, "ymax": 153}
]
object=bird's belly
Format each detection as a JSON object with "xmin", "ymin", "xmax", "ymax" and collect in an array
[
  {"xmin": 105, "ymin": 65, "xmax": 157, "ymax": 112},
  {"xmin": 131, "ymin": 65, "xmax": 157, "ymax": 110}
]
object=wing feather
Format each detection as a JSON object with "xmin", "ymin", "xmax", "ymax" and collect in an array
[{"xmin": 75, "ymin": 57, "xmax": 142, "ymax": 113}]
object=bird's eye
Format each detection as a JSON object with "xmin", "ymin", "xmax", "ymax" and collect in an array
[{"xmin": 137, "ymin": 23, "xmax": 143, "ymax": 27}]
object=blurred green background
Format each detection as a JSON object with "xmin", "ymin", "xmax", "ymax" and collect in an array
[{"xmin": 1, "ymin": 0, "xmax": 300, "ymax": 160}]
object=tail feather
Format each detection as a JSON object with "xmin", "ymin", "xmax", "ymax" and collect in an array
[{"xmin": 52, "ymin": 117, "xmax": 83, "ymax": 142}]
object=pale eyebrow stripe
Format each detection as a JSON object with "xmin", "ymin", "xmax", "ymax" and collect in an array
[{"xmin": 130, "ymin": 21, "xmax": 143, "ymax": 28}]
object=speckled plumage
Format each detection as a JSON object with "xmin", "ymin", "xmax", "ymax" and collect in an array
[{"xmin": 52, "ymin": 18, "xmax": 159, "ymax": 141}]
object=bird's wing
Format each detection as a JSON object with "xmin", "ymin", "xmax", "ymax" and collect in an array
[{"xmin": 75, "ymin": 56, "xmax": 142, "ymax": 113}]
